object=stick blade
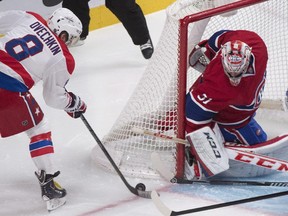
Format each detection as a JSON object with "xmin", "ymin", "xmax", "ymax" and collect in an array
[
  {"xmin": 152, "ymin": 191, "xmax": 173, "ymax": 216},
  {"xmin": 151, "ymin": 152, "xmax": 174, "ymax": 181}
]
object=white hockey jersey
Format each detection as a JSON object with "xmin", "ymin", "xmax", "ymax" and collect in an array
[{"xmin": 0, "ymin": 10, "xmax": 75, "ymax": 110}]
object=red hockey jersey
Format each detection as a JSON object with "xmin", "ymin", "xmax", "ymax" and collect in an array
[{"xmin": 186, "ymin": 30, "xmax": 268, "ymax": 133}]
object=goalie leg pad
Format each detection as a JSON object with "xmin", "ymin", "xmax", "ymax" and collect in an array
[
  {"xmin": 184, "ymin": 147, "xmax": 203, "ymax": 180},
  {"xmin": 186, "ymin": 126, "xmax": 229, "ymax": 177}
]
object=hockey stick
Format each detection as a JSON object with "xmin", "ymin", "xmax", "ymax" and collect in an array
[
  {"xmin": 80, "ymin": 115, "xmax": 152, "ymax": 199},
  {"xmin": 133, "ymin": 128, "xmax": 288, "ymax": 173},
  {"xmin": 173, "ymin": 178, "xmax": 288, "ymax": 187},
  {"xmin": 151, "ymin": 189, "xmax": 288, "ymax": 216},
  {"xmin": 151, "ymin": 151, "xmax": 288, "ymax": 188}
]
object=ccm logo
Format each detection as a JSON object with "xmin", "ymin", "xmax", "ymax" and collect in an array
[
  {"xmin": 204, "ymin": 132, "xmax": 221, "ymax": 158},
  {"xmin": 234, "ymin": 152, "xmax": 288, "ymax": 172}
]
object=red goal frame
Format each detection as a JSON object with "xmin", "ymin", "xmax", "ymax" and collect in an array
[{"xmin": 175, "ymin": 0, "xmax": 269, "ymax": 179}]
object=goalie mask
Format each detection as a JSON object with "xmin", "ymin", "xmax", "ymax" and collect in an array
[
  {"xmin": 47, "ymin": 8, "xmax": 82, "ymax": 47},
  {"xmin": 221, "ymin": 40, "xmax": 252, "ymax": 86}
]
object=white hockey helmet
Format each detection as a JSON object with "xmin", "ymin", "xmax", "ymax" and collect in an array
[
  {"xmin": 47, "ymin": 8, "xmax": 82, "ymax": 47},
  {"xmin": 221, "ymin": 40, "xmax": 252, "ymax": 86}
]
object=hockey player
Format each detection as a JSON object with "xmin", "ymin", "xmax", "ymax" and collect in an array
[
  {"xmin": 0, "ymin": 8, "xmax": 87, "ymax": 210},
  {"xmin": 186, "ymin": 30, "xmax": 268, "ymax": 178}
]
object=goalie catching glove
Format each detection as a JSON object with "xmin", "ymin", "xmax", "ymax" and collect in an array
[
  {"xmin": 65, "ymin": 92, "xmax": 87, "ymax": 118},
  {"xmin": 189, "ymin": 40, "xmax": 211, "ymax": 73}
]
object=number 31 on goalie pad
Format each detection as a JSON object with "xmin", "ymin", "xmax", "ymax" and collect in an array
[{"xmin": 186, "ymin": 126, "xmax": 229, "ymax": 177}]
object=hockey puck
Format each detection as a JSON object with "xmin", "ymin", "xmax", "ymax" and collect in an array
[{"xmin": 135, "ymin": 183, "xmax": 146, "ymax": 191}]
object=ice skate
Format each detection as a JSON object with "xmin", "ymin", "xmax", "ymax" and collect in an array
[
  {"xmin": 140, "ymin": 38, "xmax": 154, "ymax": 59},
  {"xmin": 35, "ymin": 170, "xmax": 67, "ymax": 211}
]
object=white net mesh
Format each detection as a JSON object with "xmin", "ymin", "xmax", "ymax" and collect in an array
[{"xmin": 91, "ymin": 0, "xmax": 288, "ymax": 179}]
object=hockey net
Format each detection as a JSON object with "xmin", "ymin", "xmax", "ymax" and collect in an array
[{"xmin": 91, "ymin": 0, "xmax": 288, "ymax": 179}]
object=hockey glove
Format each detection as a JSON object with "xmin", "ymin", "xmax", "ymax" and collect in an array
[
  {"xmin": 189, "ymin": 40, "xmax": 210, "ymax": 73},
  {"xmin": 65, "ymin": 92, "xmax": 87, "ymax": 118}
]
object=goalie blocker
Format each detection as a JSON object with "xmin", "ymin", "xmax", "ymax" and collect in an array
[{"xmin": 186, "ymin": 126, "xmax": 229, "ymax": 178}]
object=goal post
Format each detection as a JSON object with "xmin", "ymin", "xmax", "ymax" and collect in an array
[{"xmin": 91, "ymin": 0, "xmax": 288, "ymax": 180}]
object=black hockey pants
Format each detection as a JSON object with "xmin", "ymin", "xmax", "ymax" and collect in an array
[{"xmin": 105, "ymin": 0, "xmax": 150, "ymax": 45}]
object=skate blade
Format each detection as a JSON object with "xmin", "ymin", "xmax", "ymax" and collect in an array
[{"xmin": 47, "ymin": 197, "xmax": 66, "ymax": 212}]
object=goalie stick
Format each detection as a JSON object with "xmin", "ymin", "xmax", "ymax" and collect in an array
[
  {"xmin": 173, "ymin": 178, "xmax": 288, "ymax": 187},
  {"xmin": 151, "ymin": 152, "xmax": 288, "ymax": 188},
  {"xmin": 151, "ymin": 189, "xmax": 288, "ymax": 216},
  {"xmin": 132, "ymin": 128, "xmax": 288, "ymax": 173},
  {"xmin": 80, "ymin": 115, "xmax": 152, "ymax": 199}
]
